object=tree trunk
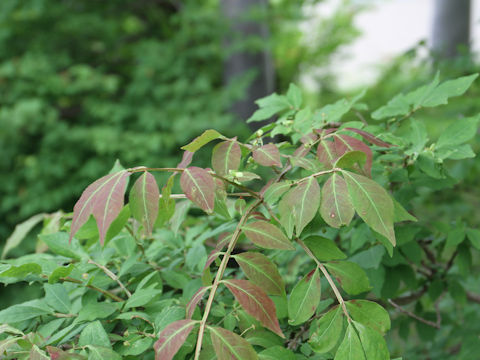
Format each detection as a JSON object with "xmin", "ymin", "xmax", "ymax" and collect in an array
[
  {"xmin": 431, "ymin": 0, "xmax": 471, "ymax": 59},
  {"xmin": 221, "ymin": 0, "xmax": 275, "ymax": 128}
]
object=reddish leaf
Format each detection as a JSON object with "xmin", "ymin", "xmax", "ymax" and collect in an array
[
  {"xmin": 334, "ymin": 134, "xmax": 372, "ymax": 176},
  {"xmin": 154, "ymin": 319, "xmax": 196, "ymax": 360},
  {"xmin": 70, "ymin": 171, "xmax": 130, "ymax": 245},
  {"xmin": 344, "ymin": 128, "xmax": 393, "ymax": 148},
  {"xmin": 234, "ymin": 252, "xmax": 285, "ymax": 295},
  {"xmin": 180, "ymin": 167, "xmax": 215, "ymax": 213},
  {"xmin": 47, "ymin": 346, "xmax": 84, "ymax": 359},
  {"xmin": 204, "ymin": 234, "xmax": 231, "ymax": 271},
  {"xmin": 210, "ymin": 327, "xmax": 258, "ymax": 360},
  {"xmin": 129, "ymin": 172, "xmax": 159, "ymax": 236},
  {"xmin": 289, "ymin": 177, "xmax": 321, "ymax": 236},
  {"xmin": 186, "ymin": 286, "xmax": 210, "ymax": 319},
  {"xmin": 212, "ymin": 141, "xmax": 242, "ymax": 176},
  {"xmin": 177, "ymin": 151, "xmax": 194, "ymax": 169},
  {"xmin": 253, "ymin": 144, "xmax": 282, "ymax": 167},
  {"xmin": 223, "ymin": 279, "xmax": 284, "ymax": 337},
  {"xmin": 320, "ymin": 174, "xmax": 354, "ymax": 228},
  {"xmin": 316, "ymin": 140, "xmax": 338, "ymax": 168},
  {"xmin": 242, "ymin": 221, "xmax": 295, "ymax": 250},
  {"xmin": 293, "ymin": 144, "xmax": 310, "ymax": 158}
]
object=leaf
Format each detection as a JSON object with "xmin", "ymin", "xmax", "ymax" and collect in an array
[
  {"xmin": 342, "ymin": 171, "xmax": 395, "ymax": 246},
  {"xmin": 177, "ymin": 150, "xmax": 194, "ymax": 169},
  {"xmin": 466, "ymin": 228, "xmax": 480, "ymax": 250},
  {"xmin": 44, "ymin": 283, "xmax": 71, "ymax": 314},
  {"xmin": 210, "ymin": 326, "xmax": 258, "ymax": 360},
  {"xmin": 180, "ymin": 167, "xmax": 215, "ymax": 213},
  {"xmin": 421, "ymin": 73, "xmax": 478, "ymax": 107},
  {"xmin": 345, "ymin": 300, "xmax": 390, "ymax": 335},
  {"xmin": 223, "ymin": 279, "xmax": 284, "ymax": 337},
  {"xmin": 393, "ymin": 199, "xmax": 417, "ymax": 222},
  {"xmin": 154, "ymin": 319, "xmax": 196, "ymax": 360},
  {"xmin": 258, "ymin": 346, "xmax": 296, "ymax": 360},
  {"xmin": 288, "ymin": 268, "xmax": 321, "ymax": 325},
  {"xmin": 262, "ymin": 181, "xmax": 292, "ymax": 204},
  {"xmin": 155, "ymin": 306, "xmax": 186, "ymax": 332},
  {"xmin": 125, "ymin": 288, "xmax": 162, "ymax": 309},
  {"xmin": 247, "ymin": 93, "xmax": 290, "ymax": 123},
  {"xmin": 325, "ymin": 261, "xmax": 371, "ymax": 295},
  {"xmin": 129, "ymin": 172, "xmax": 159, "ymax": 236},
  {"xmin": 76, "ymin": 302, "xmax": 117, "ymax": 323},
  {"xmin": 78, "ymin": 321, "xmax": 111, "ymax": 348},
  {"xmin": 334, "ymin": 134, "xmax": 372, "ymax": 176},
  {"xmin": 234, "ymin": 252, "xmax": 285, "ymax": 296},
  {"xmin": 212, "ymin": 141, "xmax": 241, "ymax": 176},
  {"xmin": 70, "ymin": 170, "xmax": 130, "ymax": 244},
  {"xmin": 334, "ymin": 151, "xmax": 367, "ymax": 174},
  {"xmin": 181, "ymin": 129, "xmax": 223, "ymax": 152},
  {"xmin": 334, "ymin": 322, "xmax": 366, "ymax": 360},
  {"xmin": 317, "ymin": 139, "xmax": 338, "ymax": 168},
  {"xmin": 290, "ymin": 177, "xmax": 321, "ymax": 236},
  {"xmin": 371, "ymin": 93, "xmax": 410, "ymax": 120},
  {"xmin": 353, "ymin": 321, "xmax": 390, "ymax": 360},
  {"xmin": 2, "ymin": 213, "xmax": 45, "ymax": 259},
  {"xmin": 344, "ymin": 128, "xmax": 392, "ymax": 148},
  {"xmin": 286, "ymin": 83, "xmax": 303, "ymax": 109},
  {"xmin": 48, "ymin": 264, "xmax": 74, "ymax": 284},
  {"xmin": 0, "ymin": 263, "xmax": 42, "ymax": 278},
  {"xmin": 303, "ymin": 236, "xmax": 347, "ymax": 261},
  {"xmin": 242, "ymin": 221, "xmax": 295, "ymax": 250},
  {"xmin": 156, "ymin": 175, "xmax": 176, "ymax": 227},
  {"xmin": 253, "ymin": 144, "xmax": 282, "ymax": 167},
  {"xmin": 186, "ymin": 286, "xmax": 210, "ymax": 319},
  {"xmin": 0, "ymin": 299, "xmax": 53, "ymax": 324},
  {"xmin": 86, "ymin": 345, "xmax": 122, "ymax": 360},
  {"xmin": 320, "ymin": 174, "xmax": 355, "ymax": 228},
  {"xmin": 40, "ymin": 232, "xmax": 89, "ymax": 260},
  {"xmin": 437, "ymin": 116, "xmax": 479, "ymax": 148},
  {"xmin": 309, "ymin": 306, "xmax": 344, "ymax": 354}
]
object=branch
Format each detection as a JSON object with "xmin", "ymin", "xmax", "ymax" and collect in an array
[
  {"xmin": 388, "ymin": 299, "xmax": 440, "ymax": 329},
  {"xmin": 88, "ymin": 259, "xmax": 131, "ymax": 298}
]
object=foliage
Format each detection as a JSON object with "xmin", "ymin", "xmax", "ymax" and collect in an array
[{"xmin": 1, "ymin": 75, "xmax": 480, "ymax": 359}]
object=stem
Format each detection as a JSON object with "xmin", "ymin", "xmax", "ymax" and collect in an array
[
  {"xmin": 297, "ymin": 239, "xmax": 351, "ymax": 321},
  {"xmin": 127, "ymin": 167, "xmax": 185, "ymax": 173},
  {"xmin": 61, "ymin": 276, "xmax": 124, "ymax": 302},
  {"xmin": 292, "ymin": 168, "xmax": 340, "ymax": 185},
  {"xmin": 88, "ymin": 259, "xmax": 132, "ymax": 298},
  {"xmin": 193, "ymin": 199, "xmax": 262, "ymax": 359}
]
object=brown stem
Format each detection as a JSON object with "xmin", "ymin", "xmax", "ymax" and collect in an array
[
  {"xmin": 388, "ymin": 299, "xmax": 440, "ymax": 329},
  {"xmin": 193, "ymin": 199, "xmax": 262, "ymax": 359},
  {"xmin": 88, "ymin": 259, "xmax": 131, "ymax": 298},
  {"xmin": 60, "ymin": 276, "xmax": 124, "ymax": 302}
]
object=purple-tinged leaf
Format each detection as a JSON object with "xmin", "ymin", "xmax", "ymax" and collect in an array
[
  {"xmin": 342, "ymin": 171, "xmax": 395, "ymax": 246},
  {"xmin": 344, "ymin": 128, "xmax": 393, "ymax": 148},
  {"xmin": 70, "ymin": 171, "xmax": 130, "ymax": 245},
  {"xmin": 130, "ymin": 172, "xmax": 159, "ymax": 236},
  {"xmin": 154, "ymin": 319, "xmax": 196, "ymax": 360},
  {"xmin": 262, "ymin": 181, "xmax": 292, "ymax": 205},
  {"xmin": 180, "ymin": 167, "xmax": 215, "ymax": 213},
  {"xmin": 293, "ymin": 144, "xmax": 310, "ymax": 158},
  {"xmin": 181, "ymin": 129, "xmax": 223, "ymax": 152},
  {"xmin": 253, "ymin": 144, "xmax": 282, "ymax": 167},
  {"xmin": 177, "ymin": 151, "xmax": 194, "ymax": 169},
  {"xmin": 242, "ymin": 221, "xmax": 295, "ymax": 250},
  {"xmin": 223, "ymin": 279, "xmax": 284, "ymax": 338},
  {"xmin": 289, "ymin": 177, "xmax": 321, "ymax": 236},
  {"xmin": 334, "ymin": 134, "xmax": 373, "ymax": 176},
  {"xmin": 212, "ymin": 141, "xmax": 241, "ymax": 176},
  {"xmin": 234, "ymin": 252, "xmax": 285, "ymax": 296},
  {"xmin": 186, "ymin": 286, "xmax": 210, "ymax": 319},
  {"xmin": 209, "ymin": 327, "xmax": 258, "ymax": 360},
  {"xmin": 316, "ymin": 140, "xmax": 338, "ymax": 168},
  {"xmin": 288, "ymin": 268, "xmax": 321, "ymax": 325}
]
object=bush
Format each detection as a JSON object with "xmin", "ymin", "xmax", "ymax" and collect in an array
[{"xmin": 1, "ymin": 76, "xmax": 479, "ymax": 359}]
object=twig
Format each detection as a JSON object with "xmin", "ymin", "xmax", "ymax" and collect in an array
[
  {"xmin": 161, "ymin": 192, "xmax": 252, "ymax": 199},
  {"xmin": 388, "ymin": 299, "xmax": 440, "ymax": 329},
  {"xmin": 297, "ymin": 238, "xmax": 351, "ymax": 321},
  {"xmin": 88, "ymin": 259, "xmax": 132, "ymax": 298},
  {"xmin": 60, "ymin": 276, "xmax": 124, "ymax": 302}
]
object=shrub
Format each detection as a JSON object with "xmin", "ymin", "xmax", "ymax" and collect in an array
[{"xmin": 1, "ymin": 76, "xmax": 479, "ymax": 359}]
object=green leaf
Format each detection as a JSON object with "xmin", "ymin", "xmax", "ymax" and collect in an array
[
  {"xmin": 372, "ymin": 93, "xmax": 410, "ymax": 120},
  {"xmin": 212, "ymin": 140, "xmax": 242, "ymax": 176},
  {"xmin": 180, "ymin": 167, "xmax": 215, "ymax": 213},
  {"xmin": 247, "ymin": 93, "xmax": 290, "ymax": 123},
  {"xmin": 320, "ymin": 173, "xmax": 355, "ymax": 228},
  {"xmin": 303, "ymin": 236, "xmax": 347, "ymax": 261},
  {"xmin": 335, "ymin": 151, "xmax": 367, "ymax": 173},
  {"xmin": 349, "ymin": 245, "xmax": 385, "ymax": 269},
  {"xmin": 353, "ymin": 321, "xmax": 390, "ymax": 360},
  {"xmin": 181, "ymin": 129, "xmax": 223, "ymax": 152},
  {"xmin": 0, "ymin": 299, "xmax": 53, "ymax": 324},
  {"xmin": 309, "ymin": 307, "xmax": 344, "ymax": 354},
  {"xmin": 76, "ymin": 302, "xmax": 117, "ymax": 323},
  {"xmin": 286, "ymin": 83, "xmax": 303, "ymax": 109},
  {"xmin": 259, "ymin": 346, "xmax": 296, "ymax": 360},
  {"xmin": 129, "ymin": 172, "xmax": 159, "ymax": 236},
  {"xmin": 421, "ymin": 73, "xmax": 478, "ymax": 107},
  {"xmin": 86, "ymin": 345, "xmax": 122, "ymax": 360},
  {"xmin": 345, "ymin": 300, "xmax": 390, "ymax": 335},
  {"xmin": 123, "ymin": 337, "xmax": 154, "ymax": 356},
  {"xmin": 437, "ymin": 116, "xmax": 480, "ymax": 149},
  {"xmin": 40, "ymin": 232, "xmax": 89, "ymax": 260},
  {"xmin": 466, "ymin": 228, "xmax": 480, "ymax": 250},
  {"xmin": 79, "ymin": 321, "xmax": 111, "ymax": 348},
  {"xmin": 44, "ymin": 283, "xmax": 72, "ymax": 314},
  {"xmin": 0, "ymin": 263, "xmax": 42, "ymax": 278},
  {"xmin": 156, "ymin": 175, "xmax": 176, "ymax": 227},
  {"xmin": 242, "ymin": 221, "xmax": 295, "ymax": 250},
  {"xmin": 393, "ymin": 200, "xmax": 417, "ymax": 222},
  {"xmin": 263, "ymin": 181, "xmax": 292, "ymax": 205},
  {"xmin": 325, "ymin": 261, "xmax": 371, "ymax": 295},
  {"xmin": 342, "ymin": 171, "xmax": 395, "ymax": 246},
  {"xmin": 210, "ymin": 326, "xmax": 259, "ymax": 360},
  {"xmin": 48, "ymin": 264, "xmax": 74, "ymax": 284},
  {"xmin": 2, "ymin": 213, "xmax": 45, "ymax": 259},
  {"xmin": 288, "ymin": 268, "xmax": 321, "ymax": 325},
  {"xmin": 406, "ymin": 118, "xmax": 428, "ymax": 153},
  {"xmin": 223, "ymin": 279, "xmax": 284, "ymax": 337},
  {"xmin": 156, "ymin": 306, "xmax": 187, "ymax": 332},
  {"xmin": 234, "ymin": 252, "xmax": 285, "ymax": 296},
  {"xmin": 245, "ymin": 330, "xmax": 284, "ymax": 348},
  {"xmin": 335, "ymin": 322, "xmax": 366, "ymax": 360},
  {"xmin": 125, "ymin": 288, "xmax": 162, "ymax": 309}
]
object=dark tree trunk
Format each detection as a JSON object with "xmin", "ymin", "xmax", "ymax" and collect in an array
[
  {"xmin": 221, "ymin": 0, "xmax": 275, "ymax": 129},
  {"xmin": 431, "ymin": 0, "xmax": 471, "ymax": 59}
]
